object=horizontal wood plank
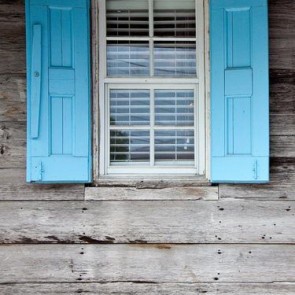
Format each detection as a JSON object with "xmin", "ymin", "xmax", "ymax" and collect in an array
[
  {"xmin": 271, "ymin": 136, "xmax": 295, "ymax": 158},
  {"xmin": 0, "ymin": 282, "xmax": 294, "ymax": 295},
  {"xmin": 86, "ymin": 186, "xmax": 218, "ymax": 201},
  {"xmin": 0, "ymin": 121, "xmax": 26, "ymax": 168},
  {"xmin": 270, "ymin": 114, "xmax": 295, "ymax": 136},
  {"xmin": 220, "ymin": 158, "xmax": 295, "ymax": 200},
  {"xmin": 269, "ymin": 69, "xmax": 295, "ymax": 114},
  {"xmin": 0, "ymin": 74, "xmax": 26, "ymax": 122},
  {"xmin": 0, "ymin": 244, "xmax": 294, "ymax": 283},
  {"xmin": 0, "ymin": 169, "xmax": 84, "ymax": 201},
  {"xmin": 0, "ymin": 200, "xmax": 294, "ymax": 244},
  {"xmin": 269, "ymin": 0, "xmax": 295, "ymax": 71}
]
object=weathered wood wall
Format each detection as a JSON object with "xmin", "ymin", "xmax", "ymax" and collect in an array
[{"xmin": 0, "ymin": 0, "xmax": 294, "ymax": 294}]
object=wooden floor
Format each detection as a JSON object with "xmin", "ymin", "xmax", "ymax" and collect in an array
[{"xmin": 0, "ymin": 0, "xmax": 295, "ymax": 294}]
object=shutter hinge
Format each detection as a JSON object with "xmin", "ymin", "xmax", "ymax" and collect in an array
[
  {"xmin": 252, "ymin": 160, "xmax": 258, "ymax": 180},
  {"xmin": 31, "ymin": 160, "xmax": 44, "ymax": 182}
]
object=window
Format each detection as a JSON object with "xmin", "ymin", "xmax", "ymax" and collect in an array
[{"xmin": 98, "ymin": 0, "xmax": 205, "ymax": 175}]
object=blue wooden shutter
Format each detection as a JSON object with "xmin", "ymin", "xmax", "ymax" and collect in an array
[
  {"xmin": 26, "ymin": 0, "xmax": 92, "ymax": 183},
  {"xmin": 210, "ymin": 0, "xmax": 269, "ymax": 183}
]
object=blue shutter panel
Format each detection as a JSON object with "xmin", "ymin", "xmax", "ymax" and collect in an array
[
  {"xmin": 26, "ymin": 0, "xmax": 91, "ymax": 183},
  {"xmin": 210, "ymin": 0, "xmax": 269, "ymax": 183}
]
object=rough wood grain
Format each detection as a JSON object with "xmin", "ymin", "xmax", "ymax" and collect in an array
[
  {"xmin": 0, "ymin": 244, "xmax": 294, "ymax": 283},
  {"xmin": 271, "ymin": 136, "xmax": 295, "ymax": 158},
  {"xmin": 86, "ymin": 186, "xmax": 218, "ymax": 200},
  {"xmin": 269, "ymin": 0, "xmax": 295, "ymax": 71},
  {"xmin": 0, "ymin": 48, "xmax": 25, "ymax": 75},
  {"xmin": 270, "ymin": 114, "xmax": 295, "ymax": 136},
  {"xmin": 0, "ymin": 169, "xmax": 85, "ymax": 201},
  {"xmin": 220, "ymin": 158, "xmax": 295, "ymax": 200},
  {"xmin": 0, "ymin": 74, "xmax": 26, "ymax": 122},
  {"xmin": 0, "ymin": 121, "xmax": 25, "ymax": 168},
  {"xmin": 0, "ymin": 283, "xmax": 294, "ymax": 295},
  {"xmin": 269, "ymin": 70, "xmax": 295, "ymax": 114},
  {"xmin": 0, "ymin": 200, "xmax": 294, "ymax": 244}
]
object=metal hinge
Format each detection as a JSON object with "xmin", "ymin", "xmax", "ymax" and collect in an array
[
  {"xmin": 252, "ymin": 160, "xmax": 258, "ymax": 180},
  {"xmin": 31, "ymin": 160, "xmax": 44, "ymax": 182}
]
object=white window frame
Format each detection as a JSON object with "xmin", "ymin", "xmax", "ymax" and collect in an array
[{"xmin": 95, "ymin": 0, "xmax": 206, "ymax": 177}]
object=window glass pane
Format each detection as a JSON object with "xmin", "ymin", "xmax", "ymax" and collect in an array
[
  {"xmin": 106, "ymin": 0, "xmax": 149, "ymax": 37},
  {"xmin": 155, "ymin": 130, "xmax": 194, "ymax": 163},
  {"xmin": 154, "ymin": 41, "xmax": 196, "ymax": 77},
  {"xmin": 110, "ymin": 89, "xmax": 150, "ymax": 126},
  {"xmin": 110, "ymin": 130, "xmax": 150, "ymax": 163},
  {"xmin": 107, "ymin": 41, "xmax": 150, "ymax": 77},
  {"xmin": 154, "ymin": 0, "xmax": 196, "ymax": 38},
  {"xmin": 155, "ymin": 90, "xmax": 194, "ymax": 126}
]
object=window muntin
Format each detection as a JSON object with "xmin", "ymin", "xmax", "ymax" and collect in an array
[
  {"xmin": 106, "ymin": 0, "xmax": 197, "ymax": 78},
  {"xmin": 107, "ymin": 84, "xmax": 197, "ymax": 171},
  {"xmin": 100, "ymin": 0, "xmax": 204, "ymax": 175}
]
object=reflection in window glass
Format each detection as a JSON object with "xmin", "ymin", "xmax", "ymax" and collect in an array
[
  {"xmin": 106, "ymin": 0, "xmax": 149, "ymax": 37},
  {"xmin": 110, "ymin": 130, "xmax": 150, "ymax": 163},
  {"xmin": 155, "ymin": 130, "xmax": 194, "ymax": 162},
  {"xmin": 155, "ymin": 90, "xmax": 194, "ymax": 126},
  {"xmin": 107, "ymin": 41, "xmax": 150, "ymax": 77},
  {"xmin": 110, "ymin": 89, "xmax": 150, "ymax": 126},
  {"xmin": 154, "ymin": 42, "xmax": 197, "ymax": 77}
]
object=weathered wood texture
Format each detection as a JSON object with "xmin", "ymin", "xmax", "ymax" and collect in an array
[
  {"xmin": 0, "ymin": 169, "xmax": 85, "ymax": 201},
  {"xmin": 1, "ymin": 283, "xmax": 295, "ymax": 295},
  {"xmin": 220, "ymin": 158, "xmax": 295, "ymax": 200},
  {"xmin": 0, "ymin": 244, "xmax": 294, "ymax": 283},
  {"xmin": 0, "ymin": 200, "xmax": 294, "ymax": 244},
  {"xmin": 0, "ymin": 74, "xmax": 26, "ymax": 122},
  {"xmin": 0, "ymin": 0, "xmax": 294, "ymax": 293},
  {"xmin": 86, "ymin": 186, "xmax": 218, "ymax": 200}
]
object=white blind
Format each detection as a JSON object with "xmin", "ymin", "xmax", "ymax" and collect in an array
[
  {"xmin": 107, "ymin": 41, "xmax": 150, "ymax": 77},
  {"xmin": 110, "ymin": 89, "xmax": 150, "ymax": 125},
  {"xmin": 107, "ymin": 0, "xmax": 149, "ymax": 37},
  {"xmin": 155, "ymin": 90, "xmax": 194, "ymax": 126},
  {"xmin": 154, "ymin": 41, "xmax": 197, "ymax": 77},
  {"xmin": 154, "ymin": 10, "xmax": 196, "ymax": 37},
  {"xmin": 155, "ymin": 130, "xmax": 195, "ymax": 161},
  {"xmin": 110, "ymin": 130, "xmax": 150, "ymax": 163}
]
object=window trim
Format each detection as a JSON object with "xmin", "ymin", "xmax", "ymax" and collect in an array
[
  {"xmin": 92, "ymin": 0, "xmax": 208, "ymax": 180},
  {"xmin": 106, "ymin": 83, "xmax": 199, "ymax": 174}
]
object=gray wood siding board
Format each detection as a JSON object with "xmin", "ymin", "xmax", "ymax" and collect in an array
[
  {"xmin": 0, "ymin": 244, "xmax": 294, "ymax": 283},
  {"xmin": 0, "ymin": 169, "xmax": 85, "ymax": 201},
  {"xmin": 0, "ymin": 200, "xmax": 294, "ymax": 244},
  {"xmin": 220, "ymin": 158, "xmax": 295, "ymax": 200},
  {"xmin": 271, "ymin": 136, "xmax": 295, "ymax": 158},
  {"xmin": 85, "ymin": 186, "xmax": 218, "ymax": 200},
  {"xmin": 0, "ymin": 283, "xmax": 295, "ymax": 295},
  {"xmin": 0, "ymin": 74, "xmax": 26, "ymax": 122}
]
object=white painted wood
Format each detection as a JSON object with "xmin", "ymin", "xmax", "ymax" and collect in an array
[
  {"xmin": 98, "ymin": 0, "xmax": 107, "ymax": 176},
  {"xmin": 1, "ymin": 282, "xmax": 294, "ymax": 295},
  {"xmin": 196, "ymin": 0, "xmax": 206, "ymax": 175},
  {"xmin": 204, "ymin": 0, "xmax": 211, "ymax": 180},
  {"xmin": 1, "ymin": 200, "xmax": 295, "ymax": 244},
  {"xmin": 96, "ymin": 0, "xmax": 206, "ymax": 177},
  {"xmin": 91, "ymin": 0, "xmax": 100, "ymax": 182},
  {"xmin": 0, "ymin": 244, "xmax": 294, "ymax": 283},
  {"xmin": 105, "ymin": 84, "xmax": 199, "ymax": 174}
]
